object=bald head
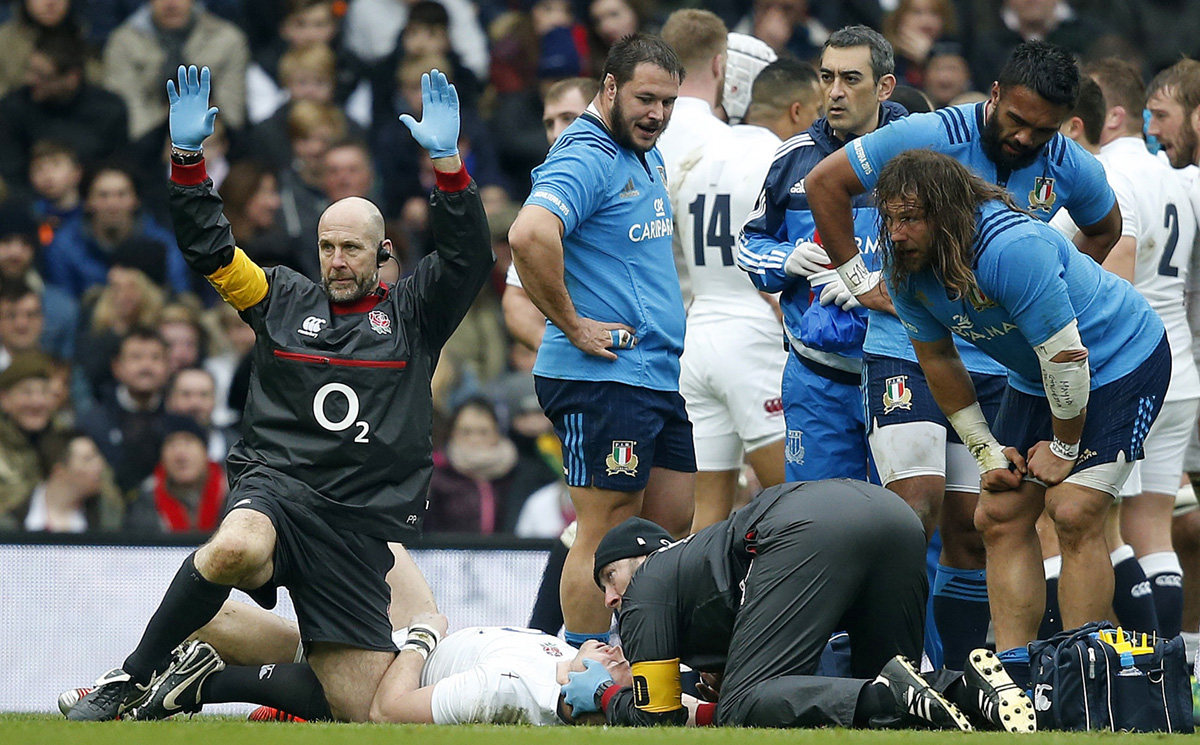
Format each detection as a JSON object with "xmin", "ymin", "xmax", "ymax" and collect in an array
[
  {"xmin": 317, "ymin": 197, "xmax": 388, "ymax": 302},
  {"xmin": 319, "ymin": 197, "xmax": 386, "ymax": 245}
]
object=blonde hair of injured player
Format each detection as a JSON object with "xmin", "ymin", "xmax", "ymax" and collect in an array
[{"xmin": 186, "ymin": 543, "xmax": 641, "ymax": 724}]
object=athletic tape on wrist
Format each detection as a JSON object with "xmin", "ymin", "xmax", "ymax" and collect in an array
[
  {"xmin": 1049, "ymin": 437, "xmax": 1080, "ymax": 461},
  {"xmin": 947, "ymin": 402, "xmax": 1009, "ymax": 474},
  {"xmin": 401, "ymin": 624, "xmax": 442, "ymax": 660},
  {"xmin": 835, "ymin": 254, "xmax": 875, "ymax": 296}
]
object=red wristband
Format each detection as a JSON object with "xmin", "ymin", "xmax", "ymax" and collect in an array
[
  {"xmin": 695, "ymin": 702, "xmax": 717, "ymax": 726},
  {"xmin": 434, "ymin": 165, "xmax": 470, "ymax": 193},
  {"xmin": 171, "ymin": 160, "xmax": 208, "ymax": 186},
  {"xmin": 599, "ymin": 682, "xmax": 622, "ymax": 712}
]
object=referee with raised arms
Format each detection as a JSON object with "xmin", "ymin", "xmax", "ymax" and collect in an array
[{"xmin": 68, "ymin": 65, "xmax": 493, "ymax": 722}]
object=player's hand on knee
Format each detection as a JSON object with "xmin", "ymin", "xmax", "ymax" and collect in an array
[
  {"xmin": 166, "ymin": 65, "xmax": 218, "ymax": 151},
  {"xmin": 981, "ymin": 446, "xmax": 1025, "ymax": 492},
  {"xmin": 783, "ymin": 241, "xmax": 830, "ymax": 278},
  {"xmin": 1025, "ymin": 440, "xmax": 1073, "ymax": 486},
  {"xmin": 562, "ymin": 659, "xmax": 613, "ymax": 715},
  {"xmin": 399, "ymin": 69, "xmax": 460, "ymax": 158},
  {"xmin": 568, "ymin": 318, "xmax": 637, "ymax": 360}
]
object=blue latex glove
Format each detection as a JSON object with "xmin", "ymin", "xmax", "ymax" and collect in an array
[
  {"xmin": 166, "ymin": 65, "xmax": 219, "ymax": 151},
  {"xmin": 562, "ymin": 658, "xmax": 613, "ymax": 715},
  {"xmin": 399, "ymin": 69, "xmax": 460, "ymax": 158}
]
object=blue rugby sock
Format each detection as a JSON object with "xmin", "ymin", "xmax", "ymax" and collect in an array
[
  {"xmin": 564, "ymin": 630, "xmax": 610, "ymax": 648},
  {"xmin": 932, "ymin": 565, "xmax": 990, "ymax": 671},
  {"xmin": 1140, "ymin": 551, "xmax": 1184, "ymax": 637},
  {"xmin": 1111, "ymin": 545, "xmax": 1159, "ymax": 633}
]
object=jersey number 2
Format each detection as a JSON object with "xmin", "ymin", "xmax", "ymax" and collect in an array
[
  {"xmin": 688, "ymin": 193, "xmax": 735, "ymax": 267},
  {"xmin": 1159, "ymin": 203, "xmax": 1181, "ymax": 277}
]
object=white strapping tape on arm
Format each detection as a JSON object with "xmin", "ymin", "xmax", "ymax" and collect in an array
[
  {"xmin": 947, "ymin": 402, "xmax": 1010, "ymax": 474},
  {"xmin": 835, "ymin": 254, "xmax": 879, "ymax": 296},
  {"xmin": 1033, "ymin": 320, "xmax": 1090, "ymax": 420}
]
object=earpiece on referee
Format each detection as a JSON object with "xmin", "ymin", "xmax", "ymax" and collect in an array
[{"xmin": 377, "ymin": 242, "xmax": 391, "ymax": 267}]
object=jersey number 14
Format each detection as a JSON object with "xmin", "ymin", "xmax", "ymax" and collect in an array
[{"xmin": 688, "ymin": 193, "xmax": 735, "ymax": 267}]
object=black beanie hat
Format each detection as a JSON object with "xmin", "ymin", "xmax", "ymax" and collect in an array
[{"xmin": 593, "ymin": 516, "xmax": 672, "ymax": 589}]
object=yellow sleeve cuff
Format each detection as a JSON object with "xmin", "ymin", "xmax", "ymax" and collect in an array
[
  {"xmin": 630, "ymin": 658, "xmax": 682, "ymax": 713},
  {"xmin": 207, "ymin": 247, "xmax": 268, "ymax": 311}
]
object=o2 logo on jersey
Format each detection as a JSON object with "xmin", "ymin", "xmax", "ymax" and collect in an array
[{"xmin": 313, "ymin": 382, "xmax": 371, "ymax": 443}]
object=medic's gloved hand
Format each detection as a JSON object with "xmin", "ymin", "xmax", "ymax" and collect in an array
[
  {"xmin": 399, "ymin": 69, "xmax": 460, "ymax": 158},
  {"xmin": 562, "ymin": 659, "xmax": 613, "ymax": 715},
  {"xmin": 784, "ymin": 241, "xmax": 831, "ymax": 278},
  {"xmin": 816, "ymin": 270, "xmax": 863, "ymax": 310},
  {"xmin": 166, "ymin": 65, "xmax": 219, "ymax": 152}
]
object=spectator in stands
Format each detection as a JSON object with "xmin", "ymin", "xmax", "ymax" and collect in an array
[
  {"xmin": 970, "ymin": 0, "xmax": 1105, "ymax": 91},
  {"xmin": 20, "ymin": 429, "xmax": 124, "ymax": 532},
  {"xmin": 0, "ymin": 201, "xmax": 78, "ymax": 359},
  {"xmin": 923, "ymin": 44, "xmax": 974, "ymax": 108},
  {"xmin": 734, "ymin": 0, "xmax": 828, "ymax": 62},
  {"xmin": 276, "ymin": 99, "xmax": 343, "ymax": 278},
  {"xmin": 29, "ymin": 139, "xmax": 84, "ymax": 240},
  {"xmin": 217, "ymin": 161, "xmax": 291, "ymax": 268},
  {"xmin": 158, "ymin": 303, "xmax": 206, "ymax": 375},
  {"xmin": 205, "ymin": 302, "xmax": 254, "ymax": 428},
  {"xmin": 0, "ymin": 278, "xmax": 46, "ymax": 368},
  {"xmin": 883, "ymin": 0, "xmax": 959, "ymax": 89},
  {"xmin": 0, "ymin": 352, "xmax": 57, "ymax": 529},
  {"xmin": 0, "ymin": 0, "xmax": 86, "ymax": 96},
  {"xmin": 0, "ymin": 29, "xmax": 128, "ymax": 191},
  {"xmin": 245, "ymin": 42, "xmax": 368, "ymax": 171},
  {"xmin": 425, "ymin": 397, "xmax": 557, "ymax": 534},
  {"xmin": 342, "ymin": 0, "xmax": 489, "ymax": 80},
  {"xmin": 587, "ymin": 0, "xmax": 650, "ymax": 69},
  {"xmin": 79, "ymin": 327, "xmax": 177, "ymax": 493},
  {"xmin": 74, "ymin": 263, "xmax": 165, "ymax": 407},
  {"xmin": 165, "ymin": 366, "xmax": 236, "ymax": 461},
  {"xmin": 42, "ymin": 164, "xmax": 190, "ymax": 298},
  {"xmin": 125, "ymin": 414, "xmax": 226, "ymax": 533},
  {"xmin": 321, "ymin": 139, "xmax": 378, "ymax": 204},
  {"xmin": 103, "ymin": 0, "xmax": 249, "ymax": 141},
  {"xmin": 246, "ymin": 0, "xmax": 342, "ymax": 125}
]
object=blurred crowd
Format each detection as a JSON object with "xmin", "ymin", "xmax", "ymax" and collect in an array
[{"xmin": 0, "ymin": 0, "xmax": 1196, "ymax": 537}]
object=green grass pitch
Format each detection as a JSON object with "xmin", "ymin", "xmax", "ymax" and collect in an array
[{"xmin": 0, "ymin": 714, "xmax": 1184, "ymax": 744}]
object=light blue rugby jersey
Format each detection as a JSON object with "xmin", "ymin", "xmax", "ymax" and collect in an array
[
  {"xmin": 848, "ymin": 101, "xmax": 1115, "ymax": 375},
  {"xmin": 889, "ymin": 201, "xmax": 1164, "ymax": 395},
  {"xmin": 524, "ymin": 111, "xmax": 686, "ymax": 391}
]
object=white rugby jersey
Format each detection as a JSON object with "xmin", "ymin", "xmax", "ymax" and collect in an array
[
  {"xmin": 672, "ymin": 123, "xmax": 782, "ymax": 324},
  {"xmin": 1051, "ymin": 137, "xmax": 1200, "ymax": 401},
  {"xmin": 419, "ymin": 626, "xmax": 574, "ymax": 725},
  {"xmin": 659, "ymin": 97, "xmax": 731, "ymax": 305}
]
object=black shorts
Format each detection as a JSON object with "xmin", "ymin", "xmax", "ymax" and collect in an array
[
  {"xmin": 226, "ymin": 472, "xmax": 397, "ymax": 652},
  {"xmin": 535, "ymin": 376, "xmax": 696, "ymax": 491},
  {"xmin": 863, "ymin": 353, "xmax": 1006, "ymax": 444}
]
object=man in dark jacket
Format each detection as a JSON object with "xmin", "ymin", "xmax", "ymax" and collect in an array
[
  {"xmin": 0, "ymin": 30, "xmax": 128, "ymax": 190},
  {"xmin": 571, "ymin": 481, "xmax": 1037, "ymax": 733},
  {"xmin": 69, "ymin": 65, "xmax": 492, "ymax": 724}
]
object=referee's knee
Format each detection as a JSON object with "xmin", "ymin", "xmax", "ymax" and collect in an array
[{"xmin": 195, "ymin": 530, "xmax": 273, "ymax": 585}]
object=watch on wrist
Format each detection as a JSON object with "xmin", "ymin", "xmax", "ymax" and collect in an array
[
  {"xmin": 594, "ymin": 680, "xmax": 614, "ymax": 710},
  {"xmin": 170, "ymin": 147, "xmax": 203, "ymax": 165}
]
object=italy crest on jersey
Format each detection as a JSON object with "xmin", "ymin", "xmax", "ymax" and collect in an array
[
  {"xmin": 606, "ymin": 440, "xmax": 639, "ymax": 476},
  {"xmin": 883, "ymin": 375, "xmax": 913, "ymax": 414},
  {"xmin": 966, "ymin": 284, "xmax": 997, "ymax": 312},
  {"xmin": 1028, "ymin": 177, "xmax": 1057, "ymax": 212}
]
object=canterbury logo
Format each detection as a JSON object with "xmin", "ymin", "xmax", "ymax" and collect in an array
[
  {"xmin": 1130, "ymin": 580, "xmax": 1152, "ymax": 598},
  {"xmin": 298, "ymin": 316, "xmax": 326, "ymax": 338}
]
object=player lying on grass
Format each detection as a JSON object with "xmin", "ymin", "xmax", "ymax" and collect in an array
[{"xmin": 63, "ymin": 601, "xmax": 647, "ymax": 725}]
